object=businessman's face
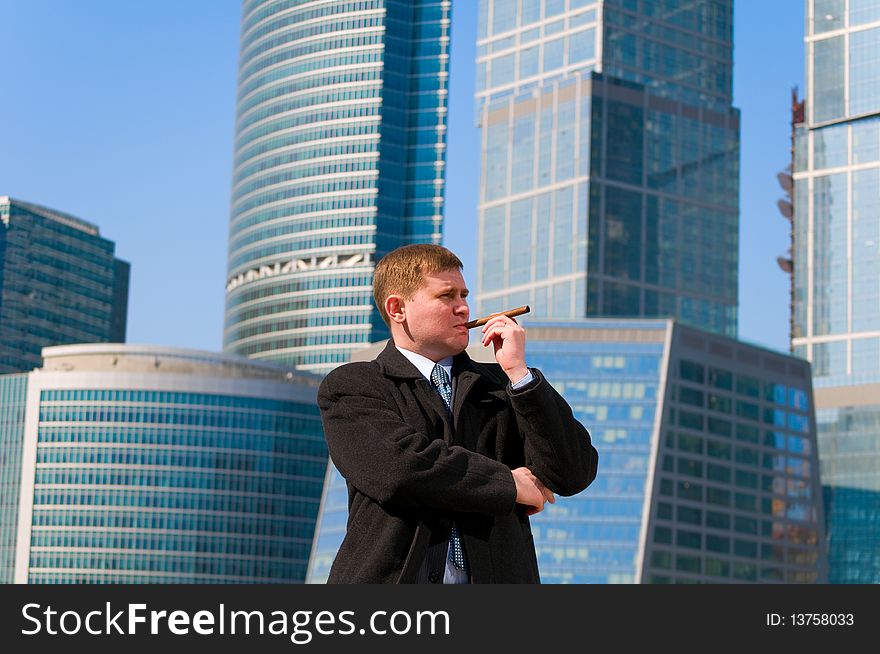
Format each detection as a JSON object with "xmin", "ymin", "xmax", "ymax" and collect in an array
[{"xmin": 400, "ymin": 269, "xmax": 470, "ymax": 361}]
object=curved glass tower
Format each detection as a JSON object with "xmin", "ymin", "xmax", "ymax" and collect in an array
[
  {"xmin": 9, "ymin": 344, "xmax": 326, "ymax": 583},
  {"xmin": 225, "ymin": 0, "xmax": 451, "ymax": 373}
]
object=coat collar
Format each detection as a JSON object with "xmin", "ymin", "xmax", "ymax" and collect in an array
[
  {"xmin": 375, "ymin": 340, "xmax": 481, "ymax": 379},
  {"xmin": 374, "ymin": 341, "xmax": 486, "ymax": 414},
  {"xmin": 374, "ymin": 340, "xmax": 429, "ymax": 379}
]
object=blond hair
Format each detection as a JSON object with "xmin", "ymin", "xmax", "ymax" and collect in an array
[{"xmin": 373, "ymin": 244, "xmax": 463, "ymax": 326}]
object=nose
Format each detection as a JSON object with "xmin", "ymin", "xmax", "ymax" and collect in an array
[{"xmin": 455, "ymin": 298, "xmax": 469, "ymax": 318}]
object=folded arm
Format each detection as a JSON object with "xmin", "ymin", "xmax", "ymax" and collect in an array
[{"xmin": 508, "ymin": 369, "xmax": 599, "ymax": 497}]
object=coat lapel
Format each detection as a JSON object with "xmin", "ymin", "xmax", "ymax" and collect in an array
[
  {"xmin": 376, "ymin": 340, "xmax": 454, "ymax": 440},
  {"xmin": 415, "ymin": 378, "xmax": 454, "ymax": 438},
  {"xmin": 451, "ymin": 349, "xmax": 483, "ymax": 407},
  {"xmin": 451, "ymin": 353, "xmax": 490, "ymax": 450},
  {"xmin": 451, "ymin": 370, "xmax": 480, "ymax": 430}
]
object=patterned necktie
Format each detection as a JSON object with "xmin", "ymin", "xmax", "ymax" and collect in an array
[
  {"xmin": 430, "ymin": 363, "xmax": 468, "ymax": 572},
  {"xmin": 430, "ymin": 363, "xmax": 453, "ymax": 411}
]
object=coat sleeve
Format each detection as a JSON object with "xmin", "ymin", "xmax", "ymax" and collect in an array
[
  {"xmin": 318, "ymin": 364, "xmax": 517, "ymax": 516},
  {"xmin": 507, "ymin": 369, "xmax": 598, "ymax": 497}
]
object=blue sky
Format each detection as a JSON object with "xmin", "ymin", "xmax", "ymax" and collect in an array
[{"xmin": 0, "ymin": 0, "xmax": 803, "ymax": 354}]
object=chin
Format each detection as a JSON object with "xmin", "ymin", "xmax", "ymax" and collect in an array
[{"xmin": 451, "ymin": 336, "xmax": 469, "ymax": 353}]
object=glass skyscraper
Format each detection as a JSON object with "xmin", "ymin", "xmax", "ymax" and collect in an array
[
  {"xmin": 224, "ymin": 0, "xmax": 451, "ymax": 374},
  {"xmin": 792, "ymin": 0, "xmax": 880, "ymax": 583},
  {"xmin": 475, "ymin": 1, "xmax": 740, "ymax": 337},
  {"xmin": 0, "ymin": 197, "xmax": 129, "ymax": 374},
  {"xmin": 2, "ymin": 344, "xmax": 326, "ymax": 583},
  {"xmin": 0, "ymin": 374, "xmax": 28, "ymax": 583},
  {"xmin": 307, "ymin": 320, "xmax": 826, "ymax": 583}
]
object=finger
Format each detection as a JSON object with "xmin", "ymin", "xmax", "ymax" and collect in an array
[
  {"xmin": 537, "ymin": 481, "xmax": 555, "ymax": 504},
  {"xmin": 482, "ymin": 321, "xmax": 524, "ymax": 347},
  {"xmin": 481, "ymin": 325, "xmax": 506, "ymax": 346},
  {"xmin": 482, "ymin": 315, "xmax": 514, "ymax": 333},
  {"xmin": 517, "ymin": 498, "xmax": 542, "ymax": 514},
  {"xmin": 485, "ymin": 316, "xmax": 521, "ymax": 331}
]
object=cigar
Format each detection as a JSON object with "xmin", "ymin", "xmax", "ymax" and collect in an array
[{"xmin": 464, "ymin": 305, "xmax": 531, "ymax": 329}]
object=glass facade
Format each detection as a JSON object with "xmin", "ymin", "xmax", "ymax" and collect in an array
[
  {"xmin": 0, "ymin": 374, "xmax": 27, "ymax": 583},
  {"xmin": 643, "ymin": 326, "xmax": 824, "ymax": 584},
  {"xmin": 816, "ymin": 404, "xmax": 880, "ymax": 582},
  {"xmin": 307, "ymin": 320, "xmax": 826, "ymax": 583},
  {"xmin": 6, "ymin": 345, "xmax": 326, "ymax": 583},
  {"xmin": 0, "ymin": 197, "xmax": 129, "ymax": 374},
  {"xmin": 305, "ymin": 459, "xmax": 348, "ymax": 583},
  {"xmin": 475, "ymin": 1, "xmax": 740, "ymax": 338},
  {"xmin": 793, "ymin": 0, "xmax": 880, "ymax": 582},
  {"xmin": 526, "ymin": 321, "xmax": 666, "ymax": 583},
  {"xmin": 225, "ymin": 0, "xmax": 451, "ymax": 374}
]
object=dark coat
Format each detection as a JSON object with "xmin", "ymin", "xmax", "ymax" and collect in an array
[{"xmin": 317, "ymin": 341, "xmax": 598, "ymax": 583}]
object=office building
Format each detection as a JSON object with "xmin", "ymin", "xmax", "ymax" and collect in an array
[
  {"xmin": 0, "ymin": 374, "xmax": 28, "ymax": 583},
  {"xmin": 307, "ymin": 320, "xmax": 827, "ymax": 583},
  {"xmin": 1, "ymin": 344, "xmax": 326, "ymax": 583},
  {"xmin": 0, "ymin": 197, "xmax": 129, "ymax": 374},
  {"xmin": 224, "ymin": 0, "xmax": 452, "ymax": 373},
  {"xmin": 475, "ymin": 1, "xmax": 740, "ymax": 337},
  {"xmin": 791, "ymin": 0, "xmax": 880, "ymax": 583}
]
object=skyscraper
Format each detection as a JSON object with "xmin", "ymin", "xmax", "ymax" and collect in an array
[
  {"xmin": 475, "ymin": 0, "xmax": 740, "ymax": 337},
  {"xmin": 0, "ymin": 197, "xmax": 129, "ymax": 374},
  {"xmin": 2, "ymin": 344, "xmax": 325, "ymax": 583},
  {"xmin": 224, "ymin": 0, "xmax": 451, "ymax": 374},
  {"xmin": 307, "ymin": 321, "xmax": 827, "ymax": 583},
  {"xmin": 0, "ymin": 373, "xmax": 28, "ymax": 582},
  {"xmin": 792, "ymin": 0, "xmax": 880, "ymax": 583}
]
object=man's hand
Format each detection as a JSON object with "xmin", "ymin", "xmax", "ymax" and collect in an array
[
  {"xmin": 511, "ymin": 467, "xmax": 555, "ymax": 515},
  {"xmin": 481, "ymin": 315, "xmax": 528, "ymax": 384}
]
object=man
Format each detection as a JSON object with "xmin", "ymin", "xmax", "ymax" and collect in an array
[{"xmin": 318, "ymin": 244, "xmax": 597, "ymax": 583}]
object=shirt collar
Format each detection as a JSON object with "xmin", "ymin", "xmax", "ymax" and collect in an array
[{"xmin": 395, "ymin": 345, "xmax": 453, "ymax": 382}]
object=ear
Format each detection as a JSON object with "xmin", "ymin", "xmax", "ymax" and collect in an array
[{"xmin": 385, "ymin": 295, "xmax": 406, "ymax": 325}]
